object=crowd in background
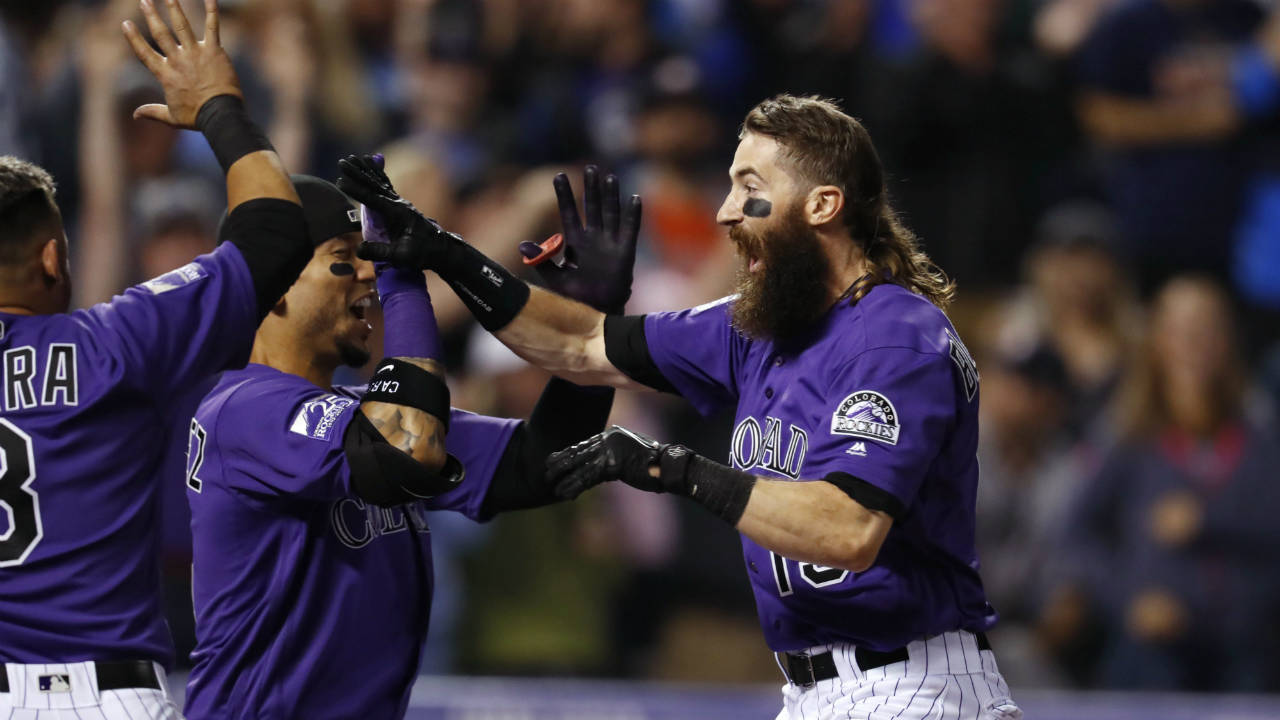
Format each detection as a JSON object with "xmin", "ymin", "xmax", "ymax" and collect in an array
[{"xmin": 4, "ymin": 0, "xmax": 1280, "ymax": 693}]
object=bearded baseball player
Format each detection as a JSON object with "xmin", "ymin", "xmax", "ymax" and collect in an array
[
  {"xmin": 344, "ymin": 95, "xmax": 1021, "ymax": 719},
  {"xmin": 182, "ymin": 159, "xmax": 625, "ymax": 719},
  {"xmin": 0, "ymin": 1, "xmax": 312, "ymax": 717}
]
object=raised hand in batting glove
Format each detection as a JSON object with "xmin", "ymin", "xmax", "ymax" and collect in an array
[
  {"xmin": 337, "ymin": 153, "xmax": 455, "ymax": 271},
  {"xmin": 519, "ymin": 166, "xmax": 641, "ymax": 314},
  {"xmin": 339, "ymin": 153, "xmax": 533, "ymax": 332},
  {"xmin": 546, "ymin": 426, "xmax": 695, "ymax": 500}
]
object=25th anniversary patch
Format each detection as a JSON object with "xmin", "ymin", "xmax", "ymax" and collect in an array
[{"xmin": 830, "ymin": 390, "xmax": 900, "ymax": 445}]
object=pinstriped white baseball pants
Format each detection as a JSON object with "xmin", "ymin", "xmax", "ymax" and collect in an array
[
  {"xmin": 0, "ymin": 662, "xmax": 183, "ymax": 720},
  {"xmin": 774, "ymin": 631, "xmax": 1022, "ymax": 720}
]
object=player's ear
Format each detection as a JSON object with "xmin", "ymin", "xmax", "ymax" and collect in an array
[
  {"xmin": 271, "ymin": 296, "xmax": 287, "ymax": 316},
  {"xmin": 39, "ymin": 237, "xmax": 63, "ymax": 283},
  {"xmin": 805, "ymin": 185, "xmax": 844, "ymax": 227}
]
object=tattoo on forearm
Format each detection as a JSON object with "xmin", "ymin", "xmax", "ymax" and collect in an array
[{"xmin": 365, "ymin": 404, "xmax": 445, "ymax": 466}]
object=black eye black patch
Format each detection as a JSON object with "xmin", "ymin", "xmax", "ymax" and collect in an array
[
  {"xmin": 743, "ymin": 198, "xmax": 772, "ymax": 218},
  {"xmin": 329, "ymin": 262, "xmax": 355, "ymax": 276}
]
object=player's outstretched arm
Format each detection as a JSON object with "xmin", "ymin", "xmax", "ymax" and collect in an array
[
  {"xmin": 123, "ymin": 0, "xmax": 310, "ymax": 319},
  {"xmin": 338, "ymin": 155, "xmax": 647, "ymax": 390},
  {"xmin": 343, "ymin": 182, "xmax": 458, "ymax": 507},
  {"xmin": 546, "ymin": 426, "xmax": 893, "ymax": 572},
  {"xmin": 123, "ymin": 0, "xmax": 297, "ymax": 208}
]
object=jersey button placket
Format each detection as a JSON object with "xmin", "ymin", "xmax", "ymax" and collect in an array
[{"xmin": 764, "ymin": 388, "xmax": 773, "ymax": 399}]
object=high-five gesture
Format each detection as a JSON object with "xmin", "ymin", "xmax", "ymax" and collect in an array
[
  {"xmin": 519, "ymin": 166, "xmax": 641, "ymax": 314},
  {"xmin": 339, "ymin": 154, "xmax": 456, "ymax": 271},
  {"xmin": 122, "ymin": 0, "xmax": 240, "ymax": 128}
]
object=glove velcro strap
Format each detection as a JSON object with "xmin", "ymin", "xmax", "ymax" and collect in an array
[
  {"xmin": 195, "ymin": 95, "xmax": 275, "ymax": 173},
  {"xmin": 657, "ymin": 444, "xmax": 696, "ymax": 495},
  {"xmin": 682, "ymin": 453, "xmax": 757, "ymax": 526},
  {"xmin": 363, "ymin": 358, "xmax": 450, "ymax": 430}
]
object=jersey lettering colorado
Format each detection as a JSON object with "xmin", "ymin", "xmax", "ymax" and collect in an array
[
  {"xmin": 184, "ymin": 364, "xmax": 519, "ymax": 720},
  {"xmin": 642, "ymin": 284, "xmax": 995, "ymax": 652}
]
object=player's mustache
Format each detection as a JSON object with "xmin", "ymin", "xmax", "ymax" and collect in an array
[{"xmin": 728, "ymin": 225, "xmax": 762, "ymax": 256}]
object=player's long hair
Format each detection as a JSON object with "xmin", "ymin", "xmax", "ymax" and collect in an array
[{"xmin": 742, "ymin": 95, "xmax": 955, "ymax": 309}]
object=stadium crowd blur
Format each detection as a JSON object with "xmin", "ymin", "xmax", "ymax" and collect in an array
[{"xmin": 5, "ymin": 0, "xmax": 1280, "ymax": 694}]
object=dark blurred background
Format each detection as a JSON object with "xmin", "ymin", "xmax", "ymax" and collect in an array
[{"xmin": 6, "ymin": 0, "xmax": 1280, "ymax": 695}]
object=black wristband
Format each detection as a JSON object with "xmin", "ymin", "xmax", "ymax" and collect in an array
[
  {"xmin": 437, "ymin": 237, "xmax": 531, "ymax": 332},
  {"xmin": 363, "ymin": 358, "xmax": 451, "ymax": 429},
  {"xmin": 195, "ymin": 95, "xmax": 275, "ymax": 173},
  {"xmin": 679, "ymin": 452, "xmax": 757, "ymax": 526}
]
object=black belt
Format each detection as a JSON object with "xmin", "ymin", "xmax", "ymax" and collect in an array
[
  {"xmin": 780, "ymin": 632, "xmax": 991, "ymax": 687},
  {"xmin": 0, "ymin": 660, "xmax": 160, "ymax": 693}
]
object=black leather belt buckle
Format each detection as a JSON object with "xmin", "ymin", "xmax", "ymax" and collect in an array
[
  {"xmin": 781, "ymin": 651, "xmax": 839, "ymax": 688},
  {"xmin": 0, "ymin": 660, "xmax": 159, "ymax": 694}
]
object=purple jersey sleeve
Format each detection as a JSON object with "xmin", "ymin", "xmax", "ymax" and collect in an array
[
  {"xmin": 213, "ymin": 376, "xmax": 359, "ymax": 502},
  {"xmin": 73, "ymin": 243, "xmax": 257, "ymax": 399},
  {"xmin": 642, "ymin": 296, "xmax": 742, "ymax": 415},
  {"xmin": 426, "ymin": 409, "xmax": 520, "ymax": 521},
  {"xmin": 810, "ymin": 347, "xmax": 957, "ymax": 508}
]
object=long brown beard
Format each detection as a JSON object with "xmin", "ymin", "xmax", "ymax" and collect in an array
[{"xmin": 729, "ymin": 203, "xmax": 833, "ymax": 345}]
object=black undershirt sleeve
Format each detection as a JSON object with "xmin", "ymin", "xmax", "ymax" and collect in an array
[
  {"xmin": 603, "ymin": 314, "xmax": 678, "ymax": 394},
  {"xmin": 479, "ymin": 378, "xmax": 615, "ymax": 518},
  {"xmin": 219, "ymin": 198, "xmax": 313, "ymax": 320},
  {"xmin": 822, "ymin": 471, "xmax": 907, "ymax": 520}
]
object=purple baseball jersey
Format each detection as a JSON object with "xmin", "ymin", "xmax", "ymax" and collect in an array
[
  {"xmin": 644, "ymin": 284, "xmax": 996, "ymax": 652},
  {"xmin": 183, "ymin": 363, "xmax": 519, "ymax": 720},
  {"xmin": 0, "ymin": 244, "xmax": 258, "ymax": 666}
]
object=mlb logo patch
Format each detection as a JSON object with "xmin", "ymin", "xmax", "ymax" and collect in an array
[
  {"xmin": 38, "ymin": 674, "xmax": 71, "ymax": 693},
  {"xmin": 290, "ymin": 394, "xmax": 355, "ymax": 441}
]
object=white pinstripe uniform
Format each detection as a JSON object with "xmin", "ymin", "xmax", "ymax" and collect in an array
[
  {"xmin": 774, "ymin": 631, "xmax": 1020, "ymax": 720},
  {"xmin": 0, "ymin": 662, "xmax": 182, "ymax": 720},
  {"xmin": 640, "ymin": 287, "xmax": 1022, "ymax": 719}
]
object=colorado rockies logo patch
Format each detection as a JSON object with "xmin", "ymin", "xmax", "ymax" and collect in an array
[{"xmin": 831, "ymin": 390, "xmax": 900, "ymax": 445}]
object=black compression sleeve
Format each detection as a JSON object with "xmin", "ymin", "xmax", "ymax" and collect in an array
[
  {"xmin": 603, "ymin": 314, "xmax": 678, "ymax": 394},
  {"xmin": 480, "ymin": 378, "xmax": 615, "ymax": 518},
  {"xmin": 219, "ymin": 198, "xmax": 313, "ymax": 320}
]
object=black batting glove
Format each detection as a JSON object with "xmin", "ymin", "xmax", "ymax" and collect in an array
[
  {"xmin": 518, "ymin": 166, "xmax": 641, "ymax": 314},
  {"xmin": 545, "ymin": 425, "xmax": 695, "ymax": 500},
  {"xmin": 338, "ymin": 154, "xmax": 456, "ymax": 271}
]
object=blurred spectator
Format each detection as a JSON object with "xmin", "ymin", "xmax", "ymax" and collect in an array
[
  {"xmin": 1034, "ymin": 0, "xmax": 1122, "ymax": 59},
  {"xmin": 975, "ymin": 343, "xmax": 1085, "ymax": 688},
  {"xmin": 996, "ymin": 202, "xmax": 1139, "ymax": 437},
  {"xmin": 0, "ymin": 2, "xmax": 61, "ymax": 159},
  {"xmin": 1061, "ymin": 277, "xmax": 1280, "ymax": 691},
  {"xmin": 1074, "ymin": 0, "xmax": 1265, "ymax": 291},
  {"xmin": 874, "ymin": 0, "xmax": 1069, "ymax": 286},
  {"xmin": 74, "ymin": 1, "xmax": 221, "ymax": 307}
]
